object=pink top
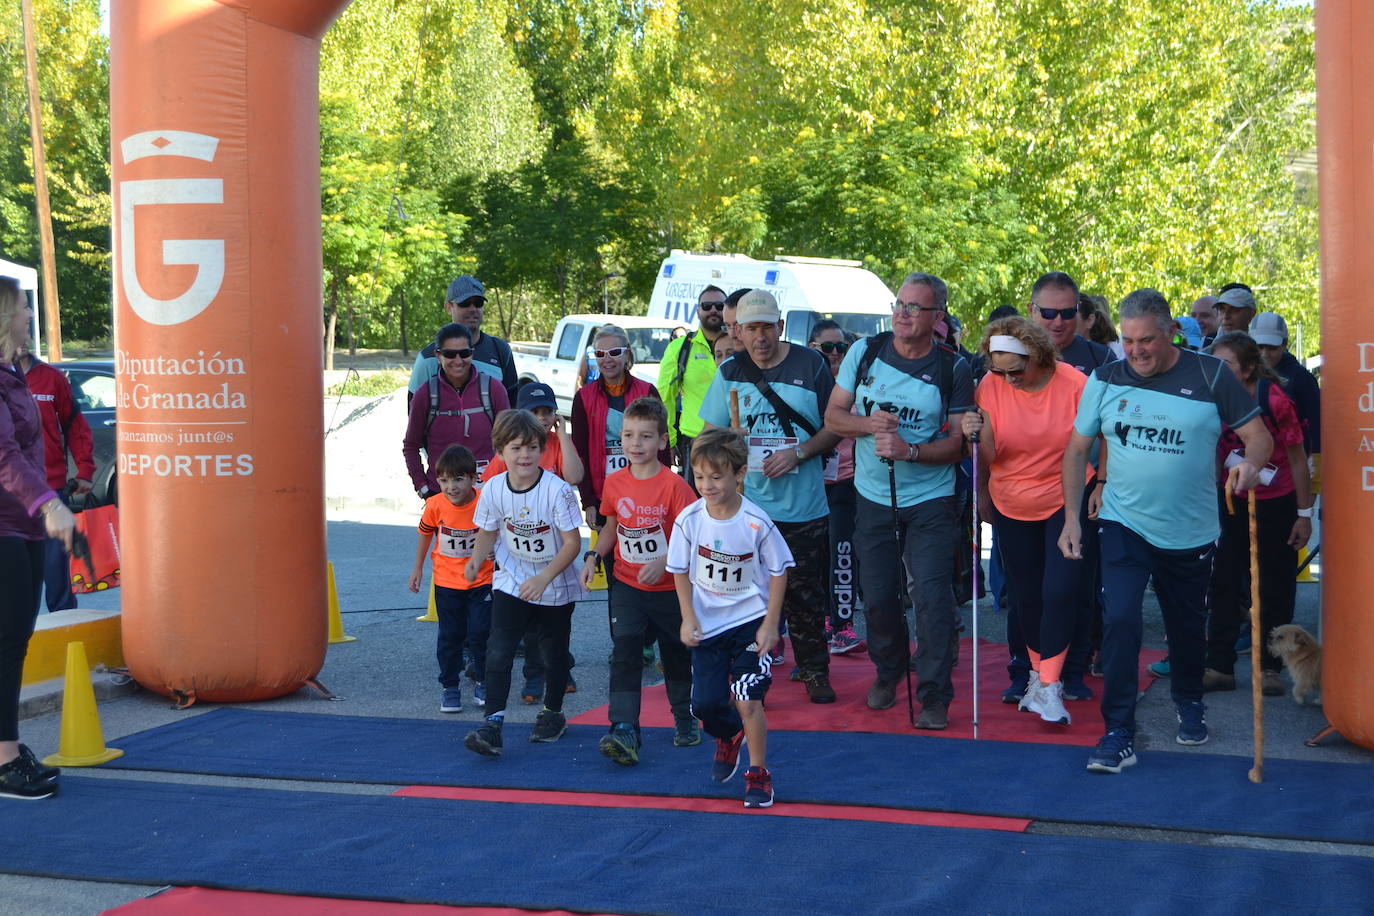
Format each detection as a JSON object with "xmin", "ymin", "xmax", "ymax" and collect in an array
[{"xmin": 1216, "ymin": 380, "xmax": 1303, "ymax": 499}]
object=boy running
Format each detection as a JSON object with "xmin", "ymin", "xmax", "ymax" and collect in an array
[
  {"xmin": 666, "ymin": 429, "xmax": 793, "ymax": 808},
  {"xmin": 581, "ymin": 398, "xmax": 700, "ymax": 765},
  {"xmin": 409, "ymin": 445, "xmax": 493, "ymax": 713},
  {"xmin": 463, "ymin": 410, "xmax": 585, "ymax": 757}
]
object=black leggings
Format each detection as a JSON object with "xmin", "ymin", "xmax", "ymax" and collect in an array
[{"xmin": 1, "ymin": 537, "xmax": 44, "ymax": 741}]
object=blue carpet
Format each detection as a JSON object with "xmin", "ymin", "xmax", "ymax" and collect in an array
[
  {"xmin": 106, "ymin": 708, "xmax": 1374, "ymax": 846},
  {"xmin": 4, "ymin": 775, "xmax": 1372, "ymax": 914}
]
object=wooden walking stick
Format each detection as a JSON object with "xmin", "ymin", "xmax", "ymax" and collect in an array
[
  {"xmin": 729, "ymin": 389, "xmax": 741, "ymax": 429},
  {"xmin": 1225, "ymin": 477, "xmax": 1264, "ymax": 784}
]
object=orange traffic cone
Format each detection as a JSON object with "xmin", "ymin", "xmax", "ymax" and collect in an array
[
  {"xmin": 326, "ymin": 561, "xmax": 356, "ymax": 644},
  {"xmin": 43, "ymin": 641, "xmax": 123, "ymax": 767}
]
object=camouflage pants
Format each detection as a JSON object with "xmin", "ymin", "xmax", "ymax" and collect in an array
[{"xmin": 777, "ymin": 516, "xmax": 832, "ymax": 680}]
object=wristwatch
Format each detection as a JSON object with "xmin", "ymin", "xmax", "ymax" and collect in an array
[
  {"xmin": 584, "ymin": 550, "xmax": 601, "ymax": 564},
  {"xmin": 794, "ymin": 446, "xmax": 805, "ymax": 463},
  {"xmin": 417, "ymin": 485, "xmax": 433, "ymax": 499},
  {"xmin": 906, "ymin": 442, "xmax": 920, "ymax": 463}
]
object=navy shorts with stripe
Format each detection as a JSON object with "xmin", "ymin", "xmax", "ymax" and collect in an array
[{"xmin": 690, "ymin": 616, "xmax": 772, "ymax": 740}]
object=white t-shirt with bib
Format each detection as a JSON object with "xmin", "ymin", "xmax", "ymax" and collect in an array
[{"xmin": 475, "ymin": 469, "xmax": 585, "ymax": 606}]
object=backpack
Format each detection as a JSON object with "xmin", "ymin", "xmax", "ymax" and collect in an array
[
  {"xmin": 425, "ymin": 371, "xmax": 495, "ymax": 437},
  {"xmin": 855, "ymin": 331, "xmax": 959, "ymax": 436},
  {"xmin": 669, "ymin": 331, "xmax": 698, "ymax": 438},
  {"xmin": 733, "ymin": 349, "xmax": 822, "ymax": 439}
]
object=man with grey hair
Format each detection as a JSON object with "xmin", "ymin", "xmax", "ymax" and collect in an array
[
  {"xmin": 825, "ymin": 272, "xmax": 975, "ymax": 728},
  {"xmin": 1190, "ymin": 295, "xmax": 1220, "ymax": 349},
  {"xmin": 1059, "ymin": 288, "xmax": 1272, "ymax": 773}
]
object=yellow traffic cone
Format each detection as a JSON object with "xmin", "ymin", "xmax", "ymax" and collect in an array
[
  {"xmin": 43, "ymin": 641, "xmax": 123, "ymax": 767},
  {"xmin": 589, "ymin": 529, "xmax": 608, "ymax": 591},
  {"xmin": 1297, "ymin": 547, "xmax": 1318, "ymax": 583},
  {"xmin": 416, "ymin": 580, "xmax": 438, "ymax": 622},
  {"xmin": 326, "ymin": 561, "xmax": 356, "ymax": 644}
]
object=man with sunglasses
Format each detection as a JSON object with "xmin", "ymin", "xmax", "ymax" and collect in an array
[
  {"xmin": 1031, "ymin": 272, "xmax": 1113, "ymax": 377},
  {"xmin": 659, "ymin": 285, "xmax": 730, "ymax": 488},
  {"xmin": 408, "ymin": 275, "xmax": 519, "ymax": 409}
]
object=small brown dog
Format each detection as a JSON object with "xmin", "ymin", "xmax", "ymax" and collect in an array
[{"xmin": 1268, "ymin": 624, "xmax": 1322, "ymax": 705}]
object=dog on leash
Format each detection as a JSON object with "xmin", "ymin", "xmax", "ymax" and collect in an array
[{"xmin": 1267, "ymin": 624, "xmax": 1322, "ymax": 705}]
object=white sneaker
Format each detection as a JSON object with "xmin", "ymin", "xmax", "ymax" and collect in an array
[
  {"xmin": 1018, "ymin": 676, "xmax": 1041, "ymax": 713},
  {"xmin": 1029, "ymin": 680, "xmax": 1071, "ymax": 725}
]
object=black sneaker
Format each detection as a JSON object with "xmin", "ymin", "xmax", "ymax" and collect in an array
[
  {"xmin": 1086, "ymin": 729, "xmax": 1137, "ymax": 774},
  {"xmin": 1061, "ymin": 674, "xmax": 1094, "ymax": 701},
  {"xmin": 464, "ymin": 721, "xmax": 503, "ymax": 757},
  {"xmin": 866, "ymin": 677, "xmax": 897, "ymax": 710},
  {"xmin": 598, "ymin": 723, "xmax": 640, "ymax": 766},
  {"xmin": 19, "ymin": 745, "xmax": 58, "ymax": 784},
  {"xmin": 672, "ymin": 716, "xmax": 702, "ymax": 747},
  {"xmin": 530, "ymin": 708, "xmax": 568, "ymax": 743},
  {"xmin": 712, "ymin": 730, "xmax": 745, "ymax": 783},
  {"xmin": 743, "ymin": 766, "xmax": 774, "ymax": 808},
  {"xmin": 1001, "ymin": 670, "xmax": 1030, "ymax": 704},
  {"xmin": 0, "ymin": 755, "xmax": 57, "ymax": 800},
  {"xmin": 915, "ymin": 700, "xmax": 949, "ymax": 730}
]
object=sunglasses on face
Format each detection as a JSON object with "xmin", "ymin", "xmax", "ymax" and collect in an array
[
  {"xmin": 987, "ymin": 365, "xmax": 1028, "ymax": 379},
  {"xmin": 813, "ymin": 341, "xmax": 848, "ymax": 354},
  {"xmin": 594, "ymin": 347, "xmax": 628, "ymax": 359},
  {"xmin": 698, "ymin": 301, "xmax": 725, "ymax": 312},
  {"xmin": 439, "ymin": 347, "xmax": 474, "ymax": 359},
  {"xmin": 1036, "ymin": 306, "xmax": 1080, "ymax": 322}
]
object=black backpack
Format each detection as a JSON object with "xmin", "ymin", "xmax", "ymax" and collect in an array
[{"xmin": 425, "ymin": 371, "xmax": 495, "ymax": 437}]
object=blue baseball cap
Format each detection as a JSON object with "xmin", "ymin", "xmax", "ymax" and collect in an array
[
  {"xmin": 446, "ymin": 275, "xmax": 485, "ymax": 304},
  {"xmin": 517, "ymin": 383, "xmax": 557, "ymax": 411},
  {"xmin": 1175, "ymin": 316, "xmax": 1203, "ymax": 349}
]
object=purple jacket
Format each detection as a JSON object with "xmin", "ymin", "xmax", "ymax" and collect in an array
[
  {"xmin": 402, "ymin": 370, "xmax": 511, "ymax": 492},
  {"xmin": 0, "ymin": 363, "xmax": 57, "ymax": 540}
]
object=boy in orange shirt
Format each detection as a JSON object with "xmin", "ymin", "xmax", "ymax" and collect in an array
[
  {"xmin": 409, "ymin": 445, "xmax": 494, "ymax": 713},
  {"xmin": 581, "ymin": 397, "xmax": 699, "ymax": 764}
]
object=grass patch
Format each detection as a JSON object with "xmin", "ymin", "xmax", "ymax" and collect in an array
[{"xmin": 326, "ymin": 370, "xmax": 409, "ymax": 397}]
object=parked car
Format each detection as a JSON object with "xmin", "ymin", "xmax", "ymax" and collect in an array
[
  {"xmin": 511, "ymin": 314, "xmax": 688, "ymax": 416},
  {"xmin": 54, "ymin": 360, "xmax": 117, "ymax": 507}
]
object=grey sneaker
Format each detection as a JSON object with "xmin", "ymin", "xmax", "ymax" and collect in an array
[
  {"xmin": 530, "ymin": 708, "xmax": 568, "ymax": 743},
  {"xmin": 439, "ymin": 687, "xmax": 463, "ymax": 713},
  {"xmin": 1027, "ymin": 680, "xmax": 1071, "ymax": 725},
  {"xmin": 915, "ymin": 701, "xmax": 949, "ymax": 730},
  {"xmin": 672, "ymin": 716, "xmax": 702, "ymax": 747},
  {"xmin": 463, "ymin": 720, "xmax": 503, "ymax": 757},
  {"xmin": 866, "ymin": 677, "xmax": 897, "ymax": 710},
  {"xmin": 598, "ymin": 723, "xmax": 640, "ymax": 766}
]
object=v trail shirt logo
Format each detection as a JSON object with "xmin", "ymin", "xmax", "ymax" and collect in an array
[
  {"xmin": 858, "ymin": 396, "xmax": 923, "ymax": 426},
  {"xmin": 1112, "ymin": 421, "xmax": 1188, "ymax": 454}
]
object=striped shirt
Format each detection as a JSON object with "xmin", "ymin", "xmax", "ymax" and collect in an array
[{"xmin": 474, "ymin": 469, "xmax": 585, "ymax": 606}]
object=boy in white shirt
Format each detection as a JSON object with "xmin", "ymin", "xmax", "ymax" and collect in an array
[
  {"xmin": 463, "ymin": 410, "xmax": 585, "ymax": 757},
  {"xmin": 666, "ymin": 429, "xmax": 792, "ymax": 808}
]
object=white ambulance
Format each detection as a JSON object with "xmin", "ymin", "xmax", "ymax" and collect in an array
[{"xmin": 647, "ymin": 251, "xmax": 894, "ymax": 344}]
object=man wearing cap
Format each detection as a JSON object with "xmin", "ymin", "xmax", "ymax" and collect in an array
[
  {"xmin": 1251, "ymin": 312, "xmax": 1321, "ymax": 484},
  {"xmin": 1190, "ymin": 296, "xmax": 1220, "ymax": 349},
  {"xmin": 408, "ymin": 275, "xmax": 519, "ymax": 408},
  {"xmin": 1216, "ymin": 284, "xmax": 1257, "ymax": 335},
  {"xmin": 1174, "ymin": 316, "xmax": 1204, "ymax": 350},
  {"xmin": 700, "ymin": 289, "xmax": 843, "ymax": 704},
  {"xmin": 825, "ymin": 273, "xmax": 976, "ymax": 728},
  {"xmin": 659, "ymin": 286, "xmax": 730, "ymax": 488}
]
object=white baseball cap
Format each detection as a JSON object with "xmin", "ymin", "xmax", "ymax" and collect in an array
[{"xmin": 1248, "ymin": 312, "xmax": 1287, "ymax": 347}]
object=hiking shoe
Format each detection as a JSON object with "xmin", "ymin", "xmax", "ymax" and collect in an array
[
  {"xmin": 439, "ymin": 687, "xmax": 463, "ymax": 713},
  {"xmin": 18, "ymin": 745, "xmax": 58, "ymax": 785},
  {"xmin": 789, "ymin": 665, "xmax": 802, "ymax": 682},
  {"xmin": 1028, "ymin": 680, "xmax": 1071, "ymax": 725},
  {"xmin": 1261, "ymin": 671, "xmax": 1285, "ymax": 697},
  {"xmin": 0, "ymin": 755, "xmax": 56, "ymax": 800},
  {"xmin": 743, "ymin": 766, "xmax": 774, "ymax": 809},
  {"xmin": 712, "ymin": 731, "xmax": 746, "ymax": 783},
  {"xmin": 1148, "ymin": 658, "xmax": 1171, "ymax": 678},
  {"xmin": 598, "ymin": 723, "xmax": 641, "ymax": 766},
  {"xmin": 1002, "ymin": 670, "xmax": 1030, "ymax": 704},
  {"xmin": 1176, "ymin": 701, "xmax": 1209, "ymax": 746},
  {"xmin": 1018, "ymin": 678, "xmax": 1041, "ymax": 713},
  {"xmin": 1062, "ymin": 674, "xmax": 1094, "ymax": 701},
  {"xmin": 828, "ymin": 625, "xmax": 865, "ymax": 655},
  {"xmin": 463, "ymin": 721, "xmax": 503, "ymax": 757},
  {"xmin": 866, "ymin": 677, "xmax": 897, "ymax": 710},
  {"xmin": 916, "ymin": 701, "xmax": 949, "ymax": 730},
  {"xmin": 1086, "ymin": 729, "xmax": 1136, "ymax": 774},
  {"xmin": 530, "ymin": 708, "xmax": 568, "ymax": 743},
  {"xmin": 1202, "ymin": 668, "xmax": 1237, "ymax": 692},
  {"xmin": 672, "ymin": 716, "xmax": 702, "ymax": 747},
  {"xmin": 520, "ymin": 681, "xmax": 542, "ymax": 704},
  {"xmin": 802, "ymin": 672, "xmax": 837, "ymax": 704},
  {"xmin": 473, "ymin": 682, "xmax": 486, "ymax": 707}
]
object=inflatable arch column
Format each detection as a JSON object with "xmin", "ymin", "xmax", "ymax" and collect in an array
[
  {"xmin": 111, "ymin": 0, "xmax": 351, "ymax": 702},
  {"xmin": 1317, "ymin": 1, "xmax": 1374, "ymax": 749}
]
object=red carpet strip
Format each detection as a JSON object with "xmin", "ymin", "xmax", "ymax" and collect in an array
[{"xmin": 105, "ymin": 886, "xmax": 614, "ymax": 916}]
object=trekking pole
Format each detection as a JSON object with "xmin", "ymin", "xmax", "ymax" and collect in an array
[
  {"xmin": 876, "ymin": 402, "xmax": 917, "ymax": 727},
  {"xmin": 968, "ymin": 426, "xmax": 981, "ymax": 741},
  {"xmin": 1225, "ymin": 479, "xmax": 1263, "ymax": 784}
]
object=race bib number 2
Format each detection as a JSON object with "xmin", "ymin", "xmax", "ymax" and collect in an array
[
  {"xmin": 502, "ymin": 520, "xmax": 558, "ymax": 564},
  {"xmin": 747, "ymin": 436, "xmax": 799, "ymax": 475},
  {"xmin": 692, "ymin": 545, "xmax": 755, "ymax": 595}
]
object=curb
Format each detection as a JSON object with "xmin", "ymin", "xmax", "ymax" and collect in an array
[{"xmin": 19, "ymin": 670, "xmax": 138, "ymax": 721}]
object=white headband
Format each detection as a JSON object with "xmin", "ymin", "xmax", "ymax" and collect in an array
[{"xmin": 989, "ymin": 335, "xmax": 1029, "ymax": 356}]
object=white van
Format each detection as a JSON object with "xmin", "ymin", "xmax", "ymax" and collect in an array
[{"xmin": 647, "ymin": 250, "xmax": 893, "ymax": 344}]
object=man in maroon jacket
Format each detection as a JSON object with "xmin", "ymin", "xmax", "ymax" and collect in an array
[{"xmin": 17, "ymin": 346, "xmax": 94, "ymax": 612}]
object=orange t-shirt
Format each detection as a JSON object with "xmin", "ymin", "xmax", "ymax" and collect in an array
[
  {"xmin": 599, "ymin": 463, "xmax": 697, "ymax": 592},
  {"xmin": 976, "ymin": 361, "xmax": 1087, "ymax": 521},
  {"xmin": 481, "ymin": 434, "xmax": 565, "ymax": 483},
  {"xmin": 419, "ymin": 493, "xmax": 493, "ymax": 589}
]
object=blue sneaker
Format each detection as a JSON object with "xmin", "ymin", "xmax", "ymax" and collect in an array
[
  {"xmin": 473, "ymin": 681, "xmax": 486, "ymax": 708},
  {"xmin": 1086, "ymin": 729, "xmax": 1137, "ymax": 774},
  {"xmin": 439, "ymin": 687, "xmax": 463, "ymax": 713},
  {"xmin": 1176, "ymin": 701, "xmax": 1209, "ymax": 746},
  {"xmin": 1002, "ymin": 669, "xmax": 1029, "ymax": 704},
  {"xmin": 1148, "ymin": 658, "xmax": 1171, "ymax": 678},
  {"xmin": 1062, "ymin": 673, "xmax": 1094, "ymax": 701}
]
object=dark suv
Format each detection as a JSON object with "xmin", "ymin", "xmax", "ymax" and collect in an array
[{"xmin": 54, "ymin": 360, "xmax": 117, "ymax": 507}]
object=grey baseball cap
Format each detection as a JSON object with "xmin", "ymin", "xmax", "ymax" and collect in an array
[
  {"xmin": 1249, "ymin": 312, "xmax": 1288, "ymax": 347},
  {"xmin": 446, "ymin": 275, "xmax": 486, "ymax": 304},
  {"xmin": 1216, "ymin": 287, "xmax": 1256, "ymax": 312}
]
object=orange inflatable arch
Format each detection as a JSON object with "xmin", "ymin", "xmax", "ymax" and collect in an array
[{"xmin": 113, "ymin": 0, "xmax": 1373, "ymax": 748}]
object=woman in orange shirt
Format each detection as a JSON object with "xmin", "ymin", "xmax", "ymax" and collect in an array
[{"xmin": 962, "ymin": 317, "xmax": 1088, "ymax": 727}]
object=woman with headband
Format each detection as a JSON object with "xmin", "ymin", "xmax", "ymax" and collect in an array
[{"xmin": 960, "ymin": 316, "xmax": 1090, "ymax": 726}]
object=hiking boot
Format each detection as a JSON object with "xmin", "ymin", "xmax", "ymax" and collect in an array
[
  {"xmin": 1018, "ymin": 678, "xmax": 1042, "ymax": 713},
  {"xmin": 1148, "ymin": 658, "xmax": 1171, "ymax": 678},
  {"xmin": 712, "ymin": 731, "xmax": 746, "ymax": 783},
  {"xmin": 1261, "ymin": 670, "xmax": 1285, "ymax": 697},
  {"xmin": 915, "ymin": 700, "xmax": 949, "ymax": 730},
  {"xmin": 1062, "ymin": 673, "xmax": 1094, "ymax": 701},
  {"xmin": 802, "ymin": 672, "xmax": 837, "ymax": 704},
  {"xmin": 439, "ymin": 687, "xmax": 463, "ymax": 714},
  {"xmin": 828, "ymin": 625, "xmax": 865, "ymax": 655},
  {"xmin": 530, "ymin": 708, "xmax": 568, "ymax": 743},
  {"xmin": 473, "ymin": 682, "xmax": 486, "ymax": 707},
  {"xmin": 1176, "ymin": 701, "xmax": 1208, "ymax": 746},
  {"xmin": 464, "ymin": 720, "xmax": 503, "ymax": 757},
  {"xmin": 672, "ymin": 716, "xmax": 702, "ymax": 747},
  {"xmin": 1202, "ymin": 668, "xmax": 1236, "ymax": 692},
  {"xmin": 1002, "ymin": 669, "xmax": 1030, "ymax": 704},
  {"xmin": 866, "ymin": 677, "xmax": 897, "ymax": 710},
  {"xmin": 1028, "ymin": 680, "xmax": 1071, "ymax": 725},
  {"xmin": 0, "ymin": 754, "xmax": 56, "ymax": 801},
  {"xmin": 743, "ymin": 766, "xmax": 774, "ymax": 809},
  {"xmin": 1086, "ymin": 729, "xmax": 1136, "ymax": 774},
  {"xmin": 18, "ymin": 745, "xmax": 58, "ymax": 785},
  {"xmin": 598, "ymin": 723, "xmax": 640, "ymax": 766}
]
